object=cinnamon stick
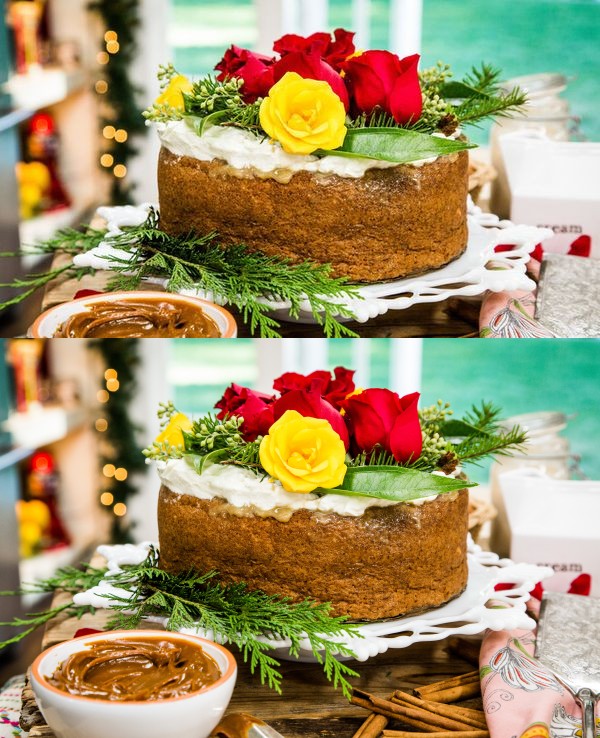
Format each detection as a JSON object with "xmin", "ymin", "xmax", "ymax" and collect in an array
[
  {"xmin": 352, "ymin": 712, "xmax": 389, "ymax": 738},
  {"xmin": 351, "ymin": 692, "xmax": 435, "ymax": 730},
  {"xmin": 351, "ymin": 690, "xmax": 478, "ymax": 732},
  {"xmin": 415, "ymin": 681, "xmax": 482, "ymax": 704},
  {"xmin": 382, "ymin": 730, "xmax": 490, "ymax": 738},
  {"xmin": 414, "ymin": 671, "xmax": 480, "ymax": 696},
  {"xmin": 392, "ymin": 692, "xmax": 487, "ymax": 730}
]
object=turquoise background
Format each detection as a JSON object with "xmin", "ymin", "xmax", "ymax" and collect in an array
[
  {"xmin": 171, "ymin": 0, "xmax": 600, "ymax": 143},
  {"xmin": 170, "ymin": 339, "xmax": 600, "ymax": 484}
]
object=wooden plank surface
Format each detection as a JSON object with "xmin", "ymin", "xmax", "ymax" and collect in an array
[
  {"xmin": 41, "ymin": 255, "xmax": 482, "ymax": 338},
  {"xmin": 21, "ymin": 585, "xmax": 484, "ymax": 738}
]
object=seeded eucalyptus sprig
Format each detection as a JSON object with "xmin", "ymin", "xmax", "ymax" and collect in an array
[{"xmin": 0, "ymin": 548, "xmax": 361, "ymax": 697}]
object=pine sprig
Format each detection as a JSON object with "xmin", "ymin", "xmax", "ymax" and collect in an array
[
  {"xmin": 0, "ymin": 210, "xmax": 361, "ymax": 338},
  {"xmin": 452, "ymin": 86, "xmax": 527, "ymax": 127},
  {"xmin": 452, "ymin": 425, "xmax": 527, "ymax": 465},
  {"xmin": 1, "ymin": 548, "xmax": 362, "ymax": 697}
]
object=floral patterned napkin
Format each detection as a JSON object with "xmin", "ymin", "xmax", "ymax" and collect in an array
[
  {"xmin": 0, "ymin": 675, "xmax": 26, "ymax": 738},
  {"xmin": 480, "ymin": 578, "xmax": 597, "ymax": 738}
]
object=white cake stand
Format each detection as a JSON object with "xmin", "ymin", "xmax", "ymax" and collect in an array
[
  {"xmin": 223, "ymin": 540, "xmax": 553, "ymax": 663},
  {"xmin": 258, "ymin": 206, "xmax": 553, "ymax": 325},
  {"xmin": 75, "ymin": 540, "xmax": 552, "ymax": 665},
  {"xmin": 75, "ymin": 202, "xmax": 551, "ymax": 328}
]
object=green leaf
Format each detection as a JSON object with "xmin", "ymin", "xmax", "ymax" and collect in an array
[
  {"xmin": 319, "ymin": 465, "xmax": 475, "ymax": 502},
  {"xmin": 439, "ymin": 81, "xmax": 491, "ymax": 100},
  {"xmin": 479, "ymin": 665, "xmax": 493, "ymax": 677},
  {"xmin": 318, "ymin": 127, "xmax": 476, "ymax": 164},
  {"xmin": 186, "ymin": 449, "xmax": 228, "ymax": 474},
  {"xmin": 440, "ymin": 419, "xmax": 492, "ymax": 438}
]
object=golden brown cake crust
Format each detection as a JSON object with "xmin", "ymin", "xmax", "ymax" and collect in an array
[
  {"xmin": 157, "ymin": 147, "xmax": 469, "ymax": 283},
  {"xmin": 157, "ymin": 486, "xmax": 469, "ymax": 621}
]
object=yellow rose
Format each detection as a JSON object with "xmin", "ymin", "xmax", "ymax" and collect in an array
[
  {"xmin": 259, "ymin": 72, "xmax": 347, "ymax": 155},
  {"xmin": 155, "ymin": 74, "xmax": 193, "ymax": 111},
  {"xmin": 259, "ymin": 410, "xmax": 347, "ymax": 493},
  {"xmin": 155, "ymin": 412, "xmax": 192, "ymax": 449}
]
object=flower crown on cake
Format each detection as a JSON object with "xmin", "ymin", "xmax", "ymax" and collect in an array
[
  {"xmin": 144, "ymin": 28, "xmax": 526, "ymax": 164},
  {"xmin": 144, "ymin": 366, "xmax": 526, "ymax": 499}
]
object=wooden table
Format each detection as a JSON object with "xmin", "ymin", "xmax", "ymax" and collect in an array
[
  {"xmin": 42, "ymin": 255, "xmax": 482, "ymax": 338},
  {"xmin": 21, "ymin": 588, "xmax": 483, "ymax": 738}
]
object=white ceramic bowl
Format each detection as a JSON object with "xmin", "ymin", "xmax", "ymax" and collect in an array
[
  {"xmin": 30, "ymin": 630, "xmax": 237, "ymax": 738},
  {"xmin": 28, "ymin": 291, "xmax": 238, "ymax": 338}
]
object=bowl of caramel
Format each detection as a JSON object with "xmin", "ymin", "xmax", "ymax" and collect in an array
[
  {"xmin": 28, "ymin": 291, "xmax": 238, "ymax": 338},
  {"xmin": 30, "ymin": 630, "xmax": 237, "ymax": 738}
]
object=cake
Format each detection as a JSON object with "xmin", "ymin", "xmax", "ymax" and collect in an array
[
  {"xmin": 156, "ymin": 462, "xmax": 469, "ymax": 621},
  {"xmin": 146, "ymin": 367, "xmax": 524, "ymax": 622},
  {"xmin": 156, "ymin": 129, "xmax": 469, "ymax": 283},
  {"xmin": 146, "ymin": 31, "xmax": 524, "ymax": 283}
]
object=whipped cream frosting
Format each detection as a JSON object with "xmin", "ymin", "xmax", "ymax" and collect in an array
[
  {"xmin": 155, "ymin": 119, "xmax": 438, "ymax": 178},
  {"xmin": 157, "ymin": 457, "xmax": 439, "ymax": 517}
]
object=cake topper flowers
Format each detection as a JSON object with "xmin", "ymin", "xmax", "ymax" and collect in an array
[
  {"xmin": 144, "ymin": 366, "xmax": 526, "ymax": 499},
  {"xmin": 145, "ymin": 28, "xmax": 526, "ymax": 163}
]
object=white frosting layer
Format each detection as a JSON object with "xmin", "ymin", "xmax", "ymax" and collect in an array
[
  {"xmin": 158, "ymin": 458, "xmax": 438, "ymax": 517},
  {"xmin": 156, "ymin": 120, "xmax": 436, "ymax": 178}
]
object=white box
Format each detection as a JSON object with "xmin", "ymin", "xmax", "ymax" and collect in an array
[
  {"xmin": 499, "ymin": 471, "xmax": 600, "ymax": 596},
  {"xmin": 501, "ymin": 135, "xmax": 600, "ymax": 258}
]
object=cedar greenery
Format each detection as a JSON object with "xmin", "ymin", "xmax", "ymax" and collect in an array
[
  {"xmin": 0, "ymin": 209, "xmax": 362, "ymax": 338},
  {"xmin": 0, "ymin": 548, "xmax": 361, "ymax": 697}
]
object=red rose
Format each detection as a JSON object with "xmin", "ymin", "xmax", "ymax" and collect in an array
[
  {"xmin": 215, "ymin": 45, "xmax": 276, "ymax": 103},
  {"xmin": 215, "ymin": 383, "xmax": 276, "ymax": 441},
  {"xmin": 343, "ymin": 50, "xmax": 422, "ymax": 125},
  {"xmin": 273, "ymin": 28, "xmax": 355, "ymax": 72},
  {"xmin": 272, "ymin": 50, "xmax": 349, "ymax": 110},
  {"xmin": 273, "ymin": 366, "xmax": 355, "ymax": 411},
  {"xmin": 272, "ymin": 389, "xmax": 350, "ymax": 450},
  {"xmin": 342, "ymin": 389, "xmax": 422, "ymax": 463}
]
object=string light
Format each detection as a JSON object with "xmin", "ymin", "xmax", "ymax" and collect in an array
[
  {"xmin": 106, "ymin": 40, "xmax": 120, "ymax": 54},
  {"xmin": 100, "ymin": 492, "xmax": 114, "ymax": 506},
  {"xmin": 95, "ymin": 418, "xmax": 108, "ymax": 432},
  {"xmin": 95, "ymin": 80, "xmax": 108, "ymax": 94},
  {"xmin": 106, "ymin": 377, "xmax": 120, "ymax": 391},
  {"xmin": 113, "ymin": 164, "xmax": 127, "ymax": 179},
  {"xmin": 114, "ymin": 129, "xmax": 128, "ymax": 143},
  {"xmin": 104, "ymin": 30, "xmax": 118, "ymax": 42},
  {"xmin": 97, "ymin": 51, "xmax": 109, "ymax": 65},
  {"xmin": 103, "ymin": 125, "xmax": 116, "ymax": 139},
  {"xmin": 100, "ymin": 154, "xmax": 114, "ymax": 168},
  {"xmin": 113, "ymin": 503, "xmax": 127, "ymax": 517},
  {"xmin": 103, "ymin": 463, "xmax": 116, "ymax": 478},
  {"xmin": 104, "ymin": 369, "xmax": 118, "ymax": 381},
  {"xmin": 114, "ymin": 467, "xmax": 128, "ymax": 482},
  {"xmin": 97, "ymin": 389, "xmax": 109, "ymax": 403}
]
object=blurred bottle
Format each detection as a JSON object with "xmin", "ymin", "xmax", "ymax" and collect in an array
[
  {"xmin": 489, "ymin": 411, "xmax": 579, "ymax": 557},
  {"xmin": 489, "ymin": 73, "xmax": 581, "ymax": 219}
]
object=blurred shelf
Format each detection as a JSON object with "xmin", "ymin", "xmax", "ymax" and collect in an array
[
  {"xmin": 19, "ymin": 203, "xmax": 94, "ymax": 270},
  {"xmin": 20, "ymin": 545, "xmax": 82, "ymax": 608},
  {"xmin": 2, "ymin": 405, "xmax": 88, "ymax": 450},
  {"xmin": 3, "ymin": 67, "xmax": 87, "ymax": 114}
]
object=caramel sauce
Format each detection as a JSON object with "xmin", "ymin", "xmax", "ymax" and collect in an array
[
  {"xmin": 54, "ymin": 298, "xmax": 220, "ymax": 338},
  {"xmin": 47, "ymin": 637, "xmax": 221, "ymax": 701}
]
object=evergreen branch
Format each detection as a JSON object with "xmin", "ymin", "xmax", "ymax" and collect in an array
[
  {"xmin": 451, "ymin": 86, "xmax": 527, "ymax": 127},
  {"xmin": 0, "ymin": 547, "xmax": 361, "ymax": 697},
  {"xmin": 0, "ymin": 209, "xmax": 361, "ymax": 338},
  {"xmin": 452, "ymin": 425, "xmax": 527, "ymax": 465}
]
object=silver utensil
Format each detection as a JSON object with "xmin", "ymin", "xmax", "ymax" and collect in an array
[{"xmin": 535, "ymin": 592, "xmax": 600, "ymax": 738}]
